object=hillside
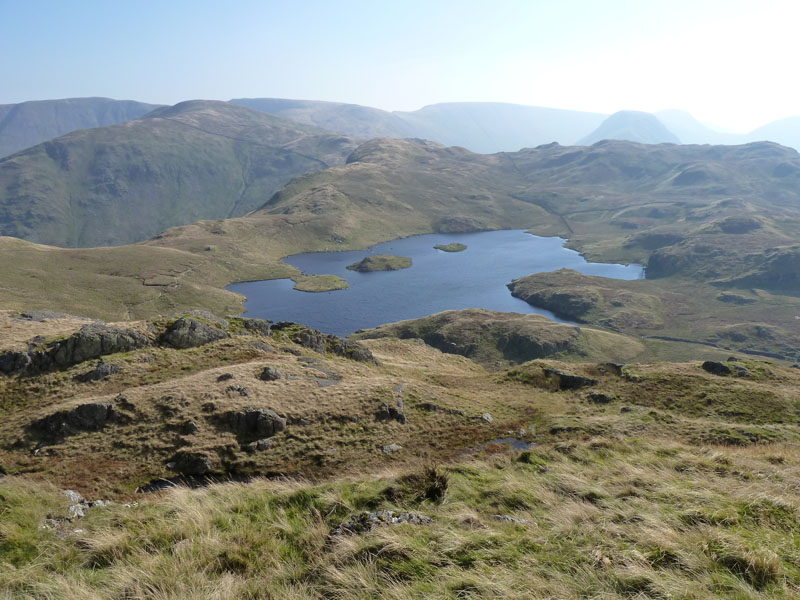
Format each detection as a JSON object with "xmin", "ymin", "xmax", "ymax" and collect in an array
[
  {"xmin": 233, "ymin": 98, "xmax": 608, "ymax": 152},
  {"xmin": 0, "ymin": 97, "xmax": 161, "ymax": 158},
  {"xmin": 0, "ymin": 100, "xmax": 358, "ymax": 247},
  {"xmin": 579, "ymin": 110, "xmax": 681, "ymax": 145},
  {"xmin": 2, "ymin": 309, "xmax": 800, "ymax": 597}
]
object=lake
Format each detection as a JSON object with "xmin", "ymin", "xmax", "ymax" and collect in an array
[{"xmin": 227, "ymin": 230, "xmax": 644, "ymax": 337}]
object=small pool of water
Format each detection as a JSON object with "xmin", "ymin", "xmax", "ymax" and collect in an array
[{"xmin": 227, "ymin": 230, "xmax": 643, "ymax": 337}]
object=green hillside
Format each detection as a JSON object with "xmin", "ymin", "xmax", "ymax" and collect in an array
[{"xmin": 0, "ymin": 100, "xmax": 358, "ymax": 247}]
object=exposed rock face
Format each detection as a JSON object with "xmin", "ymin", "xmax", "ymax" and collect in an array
[
  {"xmin": 330, "ymin": 510, "xmax": 432, "ymax": 536},
  {"xmin": 382, "ymin": 443, "xmax": 403, "ymax": 455},
  {"xmin": 0, "ymin": 324, "xmax": 149, "ymax": 375},
  {"xmin": 376, "ymin": 400, "xmax": 407, "ymax": 424},
  {"xmin": 241, "ymin": 318, "xmax": 272, "ymax": 336},
  {"xmin": 543, "ymin": 368, "xmax": 599, "ymax": 390},
  {"xmin": 159, "ymin": 318, "xmax": 229, "ymax": 349},
  {"xmin": 271, "ymin": 322, "xmax": 377, "ymax": 364},
  {"xmin": 75, "ymin": 361, "xmax": 121, "ymax": 382},
  {"xmin": 31, "ymin": 403, "xmax": 117, "ymax": 440},
  {"xmin": 224, "ymin": 408, "xmax": 286, "ymax": 442}
]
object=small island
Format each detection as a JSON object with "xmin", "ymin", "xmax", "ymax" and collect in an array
[
  {"xmin": 434, "ymin": 242, "xmax": 467, "ymax": 252},
  {"xmin": 346, "ymin": 254, "xmax": 412, "ymax": 272}
]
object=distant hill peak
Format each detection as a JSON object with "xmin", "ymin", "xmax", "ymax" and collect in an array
[{"xmin": 579, "ymin": 110, "xmax": 681, "ymax": 146}]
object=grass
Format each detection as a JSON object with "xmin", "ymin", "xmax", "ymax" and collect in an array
[
  {"xmin": 1, "ymin": 439, "xmax": 799, "ymax": 598},
  {"xmin": 293, "ymin": 274, "xmax": 349, "ymax": 292}
]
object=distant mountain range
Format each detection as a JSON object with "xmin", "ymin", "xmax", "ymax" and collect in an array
[{"xmin": 0, "ymin": 97, "xmax": 161, "ymax": 158}]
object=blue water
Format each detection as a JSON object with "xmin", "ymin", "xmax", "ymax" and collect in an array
[{"xmin": 227, "ymin": 230, "xmax": 644, "ymax": 337}]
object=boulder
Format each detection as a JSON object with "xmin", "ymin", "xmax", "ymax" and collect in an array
[
  {"xmin": 702, "ymin": 361, "xmax": 731, "ymax": 376},
  {"xmin": 159, "ymin": 318, "xmax": 228, "ymax": 349},
  {"xmin": 31, "ymin": 403, "xmax": 116, "ymax": 440},
  {"xmin": 241, "ymin": 318, "xmax": 272, "ymax": 336},
  {"xmin": 382, "ymin": 443, "xmax": 403, "ymax": 455},
  {"xmin": 224, "ymin": 408, "xmax": 286, "ymax": 442},
  {"xmin": 376, "ymin": 400, "xmax": 406, "ymax": 424},
  {"xmin": 271, "ymin": 322, "xmax": 377, "ymax": 364},
  {"xmin": 216, "ymin": 373, "xmax": 234, "ymax": 382},
  {"xmin": 75, "ymin": 361, "xmax": 121, "ymax": 382},
  {"xmin": 169, "ymin": 452, "xmax": 212, "ymax": 476},
  {"xmin": 259, "ymin": 366, "xmax": 282, "ymax": 381},
  {"xmin": 543, "ymin": 368, "xmax": 599, "ymax": 390}
]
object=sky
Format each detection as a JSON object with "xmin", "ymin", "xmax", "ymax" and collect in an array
[{"xmin": 1, "ymin": 0, "xmax": 798, "ymax": 132}]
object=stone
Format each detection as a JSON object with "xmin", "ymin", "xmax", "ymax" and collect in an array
[
  {"xmin": 241, "ymin": 318, "xmax": 272, "ymax": 336},
  {"xmin": 330, "ymin": 510, "xmax": 432, "ymax": 536},
  {"xmin": 492, "ymin": 514, "xmax": 537, "ymax": 526},
  {"xmin": 601, "ymin": 362, "xmax": 625, "ymax": 376},
  {"xmin": 63, "ymin": 489, "xmax": 84, "ymax": 504},
  {"xmin": 181, "ymin": 421, "xmax": 199, "ymax": 435},
  {"xmin": 225, "ymin": 408, "xmax": 286, "ymax": 442},
  {"xmin": 68, "ymin": 504, "xmax": 86, "ymax": 519},
  {"xmin": 732, "ymin": 365, "xmax": 750, "ymax": 377},
  {"xmin": 259, "ymin": 366, "xmax": 282, "ymax": 381},
  {"xmin": 169, "ymin": 452, "xmax": 212, "ymax": 475},
  {"xmin": 75, "ymin": 361, "xmax": 121, "ymax": 382},
  {"xmin": 216, "ymin": 373, "xmax": 234, "ymax": 382},
  {"xmin": 250, "ymin": 341, "xmax": 275, "ymax": 353},
  {"xmin": 620, "ymin": 406, "xmax": 633, "ymax": 413},
  {"xmin": 383, "ymin": 443, "xmax": 403, "ymax": 455},
  {"xmin": 702, "ymin": 361, "xmax": 731, "ymax": 376},
  {"xmin": 481, "ymin": 413, "xmax": 494, "ymax": 424},
  {"xmin": 543, "ymin": 368, "xmax": 599, "ymax": 390},
  {"xmin": 243, "ymin": 438, "xmax": 274, "ymax": 453},
  {"xmin": 32, "ymin": 403, "xmax": 116, "ymax": 440},
  {"xmin": 159, "ymin": 318, "xmax": 228, "ymax": 350},
  {"xmin": 587, "ymin": 392, "xmax": 616, "ymax": 404},
  {"xmin": 271, "ymin": 322, "xmax": 378, "ymax": 364},
  {"xmin": 225, "ymin": 384, "xmax": 249, "ymax": 396},
  {"xmin": 376, "ymin": 401, "xmax": 406, "ymax": 424}
]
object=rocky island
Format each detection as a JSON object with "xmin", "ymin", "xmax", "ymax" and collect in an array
[
  {"xmin": 434, "ymin": 242, "xmax": 467, "ymax": 252},
  {"xmin": 346, "ymin": 254, "xmax": 412, "ymax": 272}
]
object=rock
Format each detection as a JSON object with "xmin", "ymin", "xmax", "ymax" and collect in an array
[
  {"xmin": 259, "ymin": 366, "xmax": 282, "ymax": 381},
  {"xmin": 224, "ymin": 408, "xmax": 286, "ymax": 442},
  {"xmin": 0, "ymin": 465, "xmax": 6, "ymax": 477},
  {"xmin": 376, "ymin": 401, "xmax": 406, "ymax": 424},
  {"xmin": 1, "ymin": 324, "xmax": 149, "ymax": 375},
  {"xmin": 75, "ymin": 361, "xmax": 121, "ymax": 382},
  {"xmin": 383, "ymin": 443, "xmax": 403, "ymax": 455},
  {"xmin": 250, "ymin": 341, "xmax": 275, "ymax": 353},
  {"xmin": 481, "ymin": 413, "xmax": 494, "ymax": 424},
  {"xmin": 702, "ymin": 361, "xmax": 731, "ymax": 376},
  {"xmin": 587, "ymin": 392, "xmax": 616, "ymax": 404},
  {"xmin": 492, "ymin": 514, "xmax": 537, "ymax": 526},
  {"xmin": 32, "ymin": 403, "xmax": 116, "ymax": 440},
  {"xmin": 733, "ymin": 365, "xmax": 750, "ymax": 377},
  {"xmin": 169, "ymin": 452, "xmax": 212, "ymax": 476},
  {"xmin": 620, "ymin": 406, "xmax": 633, "ymax": 413},
  {"xmin": 216, "ymin": 373, "xmax": 234, "ymax": 382},
  {"xmin": 181, "ymin": 421, "xmax": 199, "ymax": 435},
  {"xmin": 67, "ymin": 504, "xmax": 85, "ymax": 519},
  {"xmin": 63, "ymin": 489, "xmax": 84, "ymax": 504},
  {"xmin": 271, "ymin": 322, "xmax": 377, "ymax": 364},
  {"xmin": 225, "ymin": 384, "xmax": 249, "ymax": 396},
  {"xmin": 159, "ymin": 318, "xmax": 228, "ymax": 349},
  {"xmin": 330, "ymin": 510, "xmax": 432, "ymax": 536},
  {"xmin": 601, "ymin": 362, "xmax": 625, "ymax": 376},
  {"xmin": 543, "ymin": 368, "xmax": 599, "ymax": 390},
  {"xmin": 243, "ymin": 438, "xmax": 274, "ymax": 453},
  {"xmin": 241, "ymin": 318, "xmax": 272, "ymax": 336}
]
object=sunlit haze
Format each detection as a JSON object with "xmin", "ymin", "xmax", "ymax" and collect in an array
[{"xmin": 1, "ymin": 0, "xmax": 798, "ymax": 132}]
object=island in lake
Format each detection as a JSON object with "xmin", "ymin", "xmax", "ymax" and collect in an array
[
  {"xmin": 346, "ymin": 254, "xmax": 412, "ymax": 272},
  {"xmin": 434, "ymin": 242, "xmax": 467, "ymax": 252}
]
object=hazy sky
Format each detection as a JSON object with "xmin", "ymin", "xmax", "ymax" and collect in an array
[{"xmin": 1, "ymin": 0, "xmax": 798, "ymax": 132}]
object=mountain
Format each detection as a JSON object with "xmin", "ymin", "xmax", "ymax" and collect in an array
[
  {"xmin": 0, "ymin": 97, "xmax": 161, "ymax": 158},
  {"xmin": 745, "ymin": 116, "xmax": 800, "ymax": 151},
  {"xmin": 232, "ymin": 98, "xmax": 607, "ymax": 152},
  {"xmin": 0, "ymin": 100, "xmax": 358, "ymax": 247},
  {"xmin": 655, "ymin": 110, "xmax": 742, "ymax": 145},
  {"xmin": 579, "ymin": 110, "xmax": 681, "ymax": 145}
]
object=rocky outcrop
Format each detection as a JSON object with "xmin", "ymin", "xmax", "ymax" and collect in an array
[
  {"xmin": 241, "ymin": 318, "xmax": 272, "ymax": 336},
  {"xmin": 543, "ymin": 368, "xmax": 598, "ymax": 390},
  {"xmin": 159, "ymin": 318, "xmax": 229, "ymax": 349},
  {"xmin": 0, "ymin": 324, "xmax": 149, "ymax": 375},
  {"xmin": 259, "ymin": 366, "xmax": 282, "ymax": 381},
  {"xmin": 30, "ymin": 403, "xmax": 118, "ymax": 440},
  {"xmin": 330, "ymin": 510, "xmax": 432, "ymax": 536},
  {"xmin": 75, "ymin": 361, "xmax": 121, "ymax": 382},
  {"xmin": 271, "ymin": 322, "xmax": 377, "ymax": 364},
  {"xmin": 168, "ymin": 452, "xmax": 213, "ymax": 476},
  {"xmin": 222, "ymin": 408, "xmax": 286, "ymax": 442},
  {"xmin": 702, "ymin": 361, "xmax": 731, "ymax": 376},
  {"xmin": 376, "ymin": 399, "xmax": 407, "ymax": 424}
]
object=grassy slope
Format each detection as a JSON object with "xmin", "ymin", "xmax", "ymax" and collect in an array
[
  {"xmin": 0, "ymin": 101, "xmax": 358, "ymax": 247},
  {"xmin": 2, "ymin": 310, "xmax": 800, "ymax": 597}
]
